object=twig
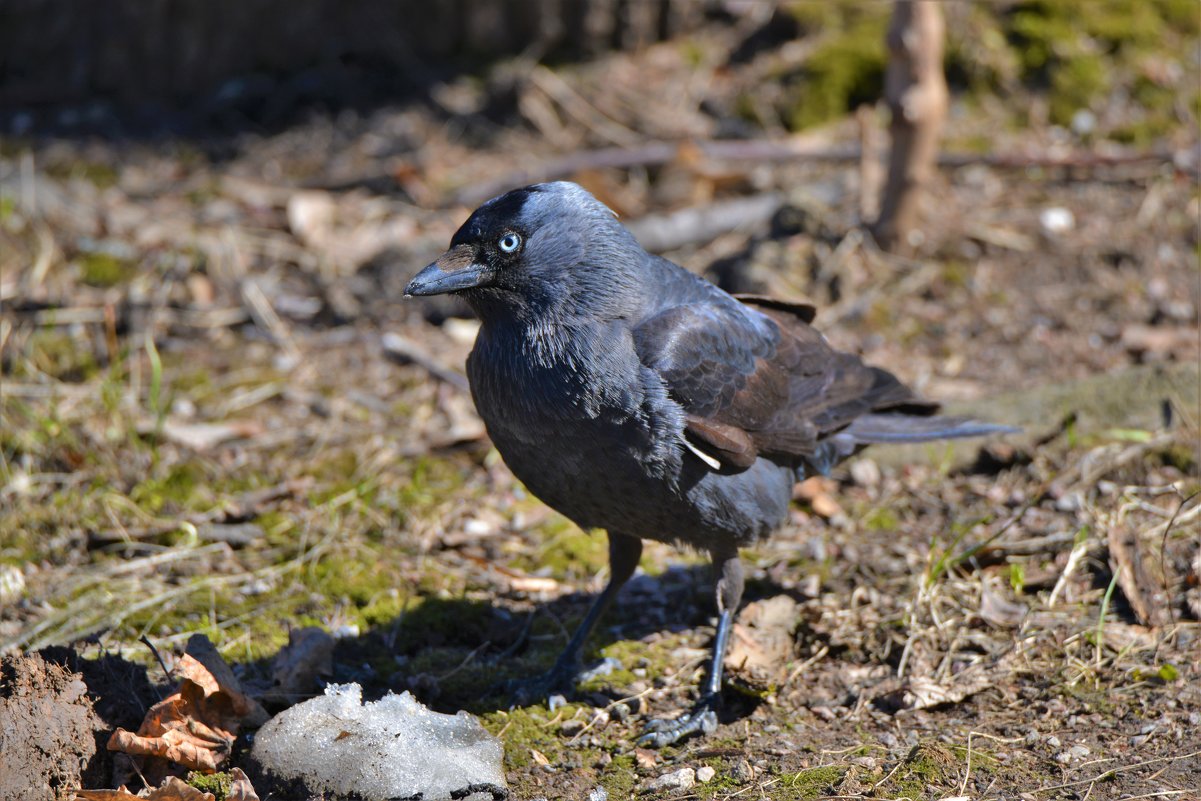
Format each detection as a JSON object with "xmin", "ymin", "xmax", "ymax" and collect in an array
[
  {"xmin": 140, "ymin": 634, "xmax": 173, "ymax": 690},
  {"xmin": 450, "ymin": 137, "xmax": 1177, "ymax": 206},
  {"xmin": 625, "ymin": 192, "xmax": 785, "ymax": 252},
  {"xmin": 1031, "ymin": 749, "xmax": 1201, "ymax": 793},
  {"xmin": 1049, "ymin": 531, "xmax": 1093, "ymax": 607},
  {"xmin": 381, "ymin": 331, "xmax": 470, "ymax": 393}
]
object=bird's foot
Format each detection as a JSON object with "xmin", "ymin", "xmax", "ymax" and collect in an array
[
  {"xmin": 635, "ymin": 693, "xmax": 719, "ymax": 748},
  {"xmin": 506, "ymin": 657, "xmax": 623, "ymax": 707}
]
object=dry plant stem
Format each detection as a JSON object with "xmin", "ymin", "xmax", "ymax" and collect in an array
[{"xmin": 872, "ymin": 0, "xmax": 948, "ymax": 251}]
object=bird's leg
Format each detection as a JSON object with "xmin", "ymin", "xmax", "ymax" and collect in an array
[
  {"xmin": 509, "ymin": 531, "xmax": 642, "ymax": 705},
  {"xmin": 637, "ymin": 547, "xmax": 743, "ymax": 748}
]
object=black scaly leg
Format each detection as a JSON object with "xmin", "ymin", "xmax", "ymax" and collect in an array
[
  {"xmin": 637, "ymin": 547, "xmax": 744, "ymax": 748},
  {"xmin": 509, "ymin": 531, "xmax": 642, "ymax": 704}
]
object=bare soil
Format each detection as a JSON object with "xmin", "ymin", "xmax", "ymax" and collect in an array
[{"xmin": 0, "ymin": 652, "xmax": 106, "ymax": 800}]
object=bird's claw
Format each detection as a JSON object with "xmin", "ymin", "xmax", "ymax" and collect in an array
[{"xmin": 636, "ymin": 699, "xmax": 719, "ymax": 748}]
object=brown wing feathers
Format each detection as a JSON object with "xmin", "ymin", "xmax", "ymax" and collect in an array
[{"xmin": 686, "ymin": 298, "xmax": 936, "ymax": 468}]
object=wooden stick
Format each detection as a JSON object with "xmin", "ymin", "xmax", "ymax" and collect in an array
[
  {"xmin": 450, "ymin": 138, "xmax": 1174, "ymax": 206},
  {"xmin": 871, "ymin": 0, "xmax": 948, "ymax": 251}
]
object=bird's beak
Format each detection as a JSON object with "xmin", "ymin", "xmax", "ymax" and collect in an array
[{"xmin": 405, "ymin": 245, "xmax": 490, "ymax": 297}]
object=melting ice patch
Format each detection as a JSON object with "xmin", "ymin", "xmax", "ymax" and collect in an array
[{"xmin": 252, "ymin": 683, "xmax": 507, "ymax": 800}]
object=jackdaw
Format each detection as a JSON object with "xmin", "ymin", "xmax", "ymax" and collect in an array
[{"xmin": 406, "ymin": 181, "xmax": 1013, "ymax": 746}]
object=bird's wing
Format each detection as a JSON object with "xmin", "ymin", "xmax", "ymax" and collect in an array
[{"xmin": 632, "ymin": 295, "xmax": 936, "ymax": 471}]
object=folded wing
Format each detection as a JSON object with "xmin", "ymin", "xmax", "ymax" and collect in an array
[{"xmin": 632, "ymin": 295, "xmax": 962, "ymax": 474}]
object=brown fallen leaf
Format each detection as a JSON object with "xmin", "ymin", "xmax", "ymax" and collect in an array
[
  {"xmin": 263, "ymin": 626, "xmax": 335, "ymax": 704},
  {"xmin": 75, "ymin": 776, "xmax": 216, "ymax": 801},
  {"xmin": 634, "ymin": 747, "xmax": 658, "ymax": 770},
  {"xmin": 137, "ymin": 419, "xmax": 263, "ymax": 451},
  {"xmin": 978, "ymin": 581, "xmax": 1028, "ymax": 628},
  {"xmin": 724, "ymin": 595, "xmax": 801, "ymax": 695},
  {"xmin": 1107, "ymin": 523, "xmax": 1171, "ymax": 628},
  {"xmin": 107, "ymin": 635, "xmax": 267, "ymax": 776},
  {"xmin": 794, "ymin": 477, "xmax": 844, "ymax": 519},
  {"xmin": 226, "ymin": 769, "xmax": 260, "ymax": 801},
  {"xmin": 877, "ymin": 653, "xmax": 1018, "ymax": 712}
]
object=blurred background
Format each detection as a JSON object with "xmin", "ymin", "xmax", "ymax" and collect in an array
[{"xmin": 1, "ymin": 1, "xmax": 1199, "ymax": 796}]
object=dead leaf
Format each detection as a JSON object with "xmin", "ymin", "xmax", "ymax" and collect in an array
[
  {"xmin": 107, "ymin": 635, "xmax": 266, "ymax": 775},
  {"xmin": 263, "ymin": 626, "xmax": 335, "ymax": 704},
  {"xmin": 75, "ymin": 776, "xmax": 216, "ymax": 801},
  {"xmin": 880, "ymin": 653, "xmax": 1018, "ymax": 712},
  {"xmin": 634, "ymin": 747, "xmax": 658, "ymax": 769},
  {"xmin": 1107, "ymin": 523, "xmax": 1170, "ymax": 628},
  {"xmin": 978, "ymin": 582, "xmax": 1027, "ymax": 628},
  {"xmin": 724, "ymin": 596, "xmax": 801, "ymax": 693},
  {"xmin": 530, "ymin": 748, "xmax": 551, "ymax": 766},
  {"xmin": 227, "ymin": 769, "xmax": 260, "ymax": 801},
  {"xmin": 287, "ymin": 190, "xmax": 337, "ymax": 248},
  {"xmin": 139, "ymin": 419, "xmax": 263, "ymax": 451},
  {"xmin": 794, "ymin": 477, "xmax": 844, "ymax": 519}
]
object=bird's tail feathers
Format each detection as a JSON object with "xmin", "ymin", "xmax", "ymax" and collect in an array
[{"xmin": 844, "ymin": 414, "xmax": 1019, "ymax": 444}]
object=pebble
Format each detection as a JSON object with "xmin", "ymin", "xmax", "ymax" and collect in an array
[
  {"xmin": 1039, "ymin": 206, "xmax": 1075, "ymax": 235},
  {"xmin": 850, "ymin": 459, "xmax": 881, "ymax": 488},
  {"xmin": 587, "ymin": 787, "xmax": 608, "ymax": 801},
  {"xmin": 696, "ymin": 766, "xmax": 716, "ymax": 783},
  {"xmin": 560, "ymin": 719, "xmax": 585, "ymax": 737},
  {"xmin": 1055, "ymin": 744, "xmax": 1090, "ymax": 763},
  {"xmin": 732, "ymin": 760, "xmax": 755, "ymax": 783},
  {"xmin": 643, "ymin": 768, "xmax": 695, "ymax": 793},
  {"xmin": 1046, "ymin": 735, "xmax": 1062, "ymax": 748}
]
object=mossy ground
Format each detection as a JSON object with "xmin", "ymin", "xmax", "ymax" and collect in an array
[{"xmin": 3, "ymin": 4, "xmax": 1199, "ymax": 797}]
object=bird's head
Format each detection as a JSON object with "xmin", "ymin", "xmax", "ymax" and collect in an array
[{"xmin": 406, "ymin": 182, "xmax": 643, "ymax": 322}]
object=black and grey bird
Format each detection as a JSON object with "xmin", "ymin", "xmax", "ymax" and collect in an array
[{"xmin": 406, "ymin": 182, "xmax": 1012, "ymax": 746}]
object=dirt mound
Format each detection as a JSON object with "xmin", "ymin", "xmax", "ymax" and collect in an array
[{"xmin": 0, "ymin": 651, "xmax": 106, "ymax": 801}]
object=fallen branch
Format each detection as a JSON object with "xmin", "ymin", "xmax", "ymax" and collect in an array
[
  {"xmin": 450, "ymin": 138, "xmax": 1178, "ymax": 205},
  {"xmin": 625, "ymin": 192, "xmax": 785, "ymax": 252}
]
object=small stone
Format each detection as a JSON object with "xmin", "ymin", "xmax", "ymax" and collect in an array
[
  {"xmin": 1046, "ymin": 735, "xmax": 1062, "ymax": 749},
  {"xmin": 696, "ymin": 765, "xmax": 716, "ymax": 783},
  {"xmin": 811, "ymin": 705, "xmax": 837, "ymax": 722},
  {"xmin": 587, "ymin": 787, "xmax": 608, "ymax": 801},
  {"xmin": 1071, "ymin": 109, "xmax": 1097, "ymax": 136},
  {"xmin": 643, "ymin": 768, "xmax": 695, "ymax": 793},
  {"xmin": 1069, "ymin": 745, "xmax": 1090, "ymax": 759},
  {"xmin": 332, "ymin": 623, "xmax": 360, "ymax": 638},
  {"xmin": 850, "ymin": 459, "xmax": 881, "ymax": 488},
  {"xmin": 1039, "ymin": 207, "xmax": 1075, "ymax": 235},
  {"xmin": 610, "ymin": 702, "xmax": 631, "ymax": 722},
  {"xmin": 732, "ymin": 760, "xmax": 755, "ymax": 783},
  {"xmin": 561, "ymin": 719, "xmax": 585, "ymax": 737}
]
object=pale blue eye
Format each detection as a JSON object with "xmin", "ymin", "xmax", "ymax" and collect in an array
[{"xmin": 498, "ymin": 233, "xmax": 522, "ymax": 253}]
